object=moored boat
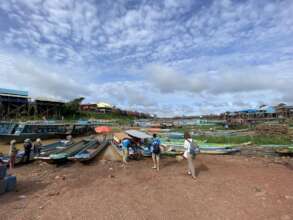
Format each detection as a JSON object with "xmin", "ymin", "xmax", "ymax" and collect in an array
[
  {"xmin": 69, "ymin": 139, "xmax": 109, "ymax": 162},
  {"xmin": 199, "ymin": 146, "xmax": 240, "ymax": 155},
  {"xmin": 0, "ymin": 121, "xmax": 95, "ymax": 144},
  {"xmin": 49, "ymin": 140, "xmax": 94, "ymax": 163},
  {"xmin": 275, "ymin": 146, "xmax": 293, "ymax": 156}
]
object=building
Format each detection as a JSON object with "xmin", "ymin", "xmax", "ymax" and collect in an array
[
  {"xmin": 0, "ymin": 88, "xmax": 30, "ymax": 119},
  {"xmin": 0, "ymin": 88, "xmax": 65, "ymax": 120},
  {"xmin": 276, "ymin": 105, "xmax": 293, "ymax": 119},
  {"xmin": 32, "ymin": 97, "xmax": 65, "ymax": 119},
  {"xmin": 80, "ymin": 102, "xmax": 114, "ymax": 114},
  {"xmin": 96, "ymin": 102, "xmax": 114, "ymax": 114}
]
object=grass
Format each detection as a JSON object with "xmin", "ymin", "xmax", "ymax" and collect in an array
[
  {"xmin": 195, "ymin": 135, "xmax": 292, "ymax": 145},
  {"xmin": 171, "ymin": 124, "xmax": 251, "ymax": 132}
]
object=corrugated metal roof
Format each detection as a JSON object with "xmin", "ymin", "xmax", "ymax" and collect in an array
[
  {"xmin": 0, "ymin": 88, "xmax": 28, "ymax": 97},
  {"xmin": 35, "ymin": 97, "xmax": 65, "ymax": 103}
]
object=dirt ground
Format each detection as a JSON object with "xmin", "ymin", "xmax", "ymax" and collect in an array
[{"xmin": 1, "ymin": 155, "xmax": 293, "ymax": 220}]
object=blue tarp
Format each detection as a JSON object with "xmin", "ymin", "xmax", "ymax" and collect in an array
[{"xmin": 239, "ymin": 109, "xmax": 258, "ymax": 113}]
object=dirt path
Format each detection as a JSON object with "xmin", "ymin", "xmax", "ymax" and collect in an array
[{"xmin": 1, "ymin": 155, "xmax": 293, "ymax": 220}]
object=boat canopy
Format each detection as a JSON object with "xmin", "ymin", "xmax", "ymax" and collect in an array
[
  {"xmin": 113, "ymin": 132, "xmax": 131, "ymax": 142},
  {"xmin": 125, "ymin": 130, "xmax": 152, "ymax": 139}
]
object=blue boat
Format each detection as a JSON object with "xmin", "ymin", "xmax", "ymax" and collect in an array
[
  {"xmin": 167, "ymin": 132, "xmax": 184, "ymax": 139},
  {"xmin": 69, "ymin": 139, "xmax": 109, "ymax": 162}
]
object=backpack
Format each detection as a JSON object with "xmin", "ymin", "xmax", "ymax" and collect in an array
[
  {"xmin": 188, "ymin": 139, "xmax": 200, "ymax": 155},
  {"xmin": 152, "ymin": 139, "xmax": 161, "ymax": 154}
]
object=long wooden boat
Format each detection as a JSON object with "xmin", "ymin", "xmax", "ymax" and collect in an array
[
  {"xmin": 0, "ymin": 121, "xmax": 95, "ymax": 144},
  {"xmin": 0, "ymin": 141, "xmax": 69, "ymax": 165},
  {"xmin": 0, "ymin": 150, "xmax": 34, "ymax": 165},
  {"xmin": 69, "ymin": 140, "xmax": 109, "ymax": 162},
  {"xmin": 49, "ymin": 140, "xmax": 94, "ymax": 163},
  {"xmin": 35, "ymin": 141, "xmax": 75, "ymax": 159},
  {"xmin": 275, "ymin": 146, "xmax": 293, "ymax": 156},
  {"xmin": 199, "ymin": 147, "xmax": 240, "ymax": 155}
]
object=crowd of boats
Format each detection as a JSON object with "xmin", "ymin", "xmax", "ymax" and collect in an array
[
  {"xmin": 1, "ymin": 119, "xmax": 292, "ymax": 167},
  {"xmin": 0, "ymin": 120, "xmax": 113, "ymax": 144}
]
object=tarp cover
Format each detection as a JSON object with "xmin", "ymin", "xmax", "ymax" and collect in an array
[
  {"xmin": 113, "ymin": 132, "xmax": 131, "ymax": 143},
  {"xmin": 126, "ymin": 130, "xmax": 152, "ymax": 139}
]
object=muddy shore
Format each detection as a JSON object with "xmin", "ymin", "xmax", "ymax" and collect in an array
[{"xmin": 1, "ymin": 155, "xmax": 293, "ymax": 220}]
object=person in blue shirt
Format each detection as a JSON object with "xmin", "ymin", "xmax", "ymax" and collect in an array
[
  {"xmin": 121, "ymin": 138, "xmax": 131, "ymax": 164},
  {"xmin": 151, "ymin": 134, "xmax": 161, "ymax": 171}
]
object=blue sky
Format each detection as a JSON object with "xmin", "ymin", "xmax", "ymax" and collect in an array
[{"xmin": 0, "ymin": 0, "xmax": 293, "ymax": 116}]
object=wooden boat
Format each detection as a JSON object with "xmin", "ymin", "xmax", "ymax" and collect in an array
[
  {"xmin": 167, "ymin": 132, "xmax": 184, "ymax": 139},
  {"xmin": 0, "ymin": 121, "xmax": 95, "ymax": 144},
  {"xmin": 275, "ymin": 146, "xmax": 293, "ymax": 155},
  {"xmin": 49, "ymin": 140, "xmax": 94, "ymax": 163},
  {"xmin": 0, "ymin": 140, "xmax": 71, "ymax": 165},
  {"xmin": 161, "ymin": 150, "xmax": 183, "ymax": 157},
  {"xmin": 199, "ymin": 147, "xmax": 240, "ymax": 155},
  {"xmin": 35, "ymin": 141, "xmax": 75, "ymax": 159},
  {"xmin": 69, "ymin": 140, "xmax": 109, "ymax": 162},
  {"xmin": 0, "ymin": 151, "xmax": 34, "ymax": 165}
]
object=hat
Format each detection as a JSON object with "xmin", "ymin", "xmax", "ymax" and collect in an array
[
  {"xmin": 24, "ymin": 138, "xmax": 31, "ymax": 143},
  {"xmin": 36, "ymin": 138, "xmax": 41, "ymax": 142},
  {"xmin": 10, "ymin": 140, "xmax": 16, "ymax": 145}
]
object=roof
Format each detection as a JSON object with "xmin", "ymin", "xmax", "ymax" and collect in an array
[
  {"xmin": 239, "ymin": 109, "xmax": 258, "ymax": 113},
  {"xmin": 0, "ymin": 88, "xmax": 28, "ymax": 97},
  {"xmin": 125, "ymin": 130, "xmax": 152, "ymax": 139},
  {"xmin": 259, "ymin": 106, "xmax": 276, "ymax": 113},
  {"xmin": 35, "ymin": 97, "xmax": 65, "ymax": 103},
  {"xmin": 96, "ymin": 102, "xmax": 113, "ymax": 108}
]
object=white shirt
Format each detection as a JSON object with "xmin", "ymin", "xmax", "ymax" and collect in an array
[{"xmin": 184, "ymin": 138, "xmax": 193, "ymax": 152}]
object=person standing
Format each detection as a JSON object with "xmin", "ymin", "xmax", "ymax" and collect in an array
[
  {"xmin": 34, "ymin": 138, "xmax": 42, "ymax": 155},
  {"xmin": 121, "ymin": 138, "xmax": 131, "ymax": 164},
  {"xmin": 23, "ymin": 139, "xmax": 32, "ymax": 163},
  {"xmin": 151, "ymin": 134, "xmax": 161, "ymax": 171},
  {"xmin": 9, "ymin": 140, "xmax": 17, "ymax": 170},
  {"xmin": 184, "ymin": 131, "xmax": 198, "ymax": 180}
]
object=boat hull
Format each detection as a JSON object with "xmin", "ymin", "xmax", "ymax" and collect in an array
[
  {"xmin": 0, "ymin": 133, "xmax": 67, "ymax": 144},
  {"xmin": 71, "ymin": 140, "xmax": 109, "ymax": 162}
]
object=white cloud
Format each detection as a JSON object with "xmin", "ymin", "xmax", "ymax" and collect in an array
[{"xmin": 0, "ymin": 0, "xmax": 293, "ymax": 116}]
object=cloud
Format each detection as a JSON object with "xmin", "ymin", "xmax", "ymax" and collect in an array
[{"xmin": 0, "ymin": 0, "xmax": 293, "ymax": 116}]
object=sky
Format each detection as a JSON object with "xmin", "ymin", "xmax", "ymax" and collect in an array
[{"xmin": 0, "ymin": 0, "xmax": 293, "ymax": 117}]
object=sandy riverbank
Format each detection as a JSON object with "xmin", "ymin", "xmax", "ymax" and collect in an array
[{"xmin": 1, "ymin": 155, "xmax": 293, "ymax": 220}]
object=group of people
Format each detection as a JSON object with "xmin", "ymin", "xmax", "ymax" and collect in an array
[
  {"xmin": 121, "ymin": 131, "xmax": 199, "ymax": 180},
  {"xmin": 8, "ymin": 138, "xmax": 43, "ymax": 171}
]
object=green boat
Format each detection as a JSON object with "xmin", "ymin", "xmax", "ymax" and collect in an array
[
  {"xmin": 161, "ymin": 151, "xmax": 184, "ymax": 157},
  {"xmin": 49, "ymin": 140, "xmax": 94, "ymax": 163}
]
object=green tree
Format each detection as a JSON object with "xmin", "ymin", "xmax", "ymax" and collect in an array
[{"xmin": 61, "ymin": 97, "xmax": 84, "ymax": 117}]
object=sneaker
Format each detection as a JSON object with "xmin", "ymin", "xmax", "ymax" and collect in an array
[
  {"xmin": 187, "ymin": 171, "xmax": 191, "ymax": 175},
  {"xmin": 152, "ymin": 166, "xmax": 157, "ymax": 169}
]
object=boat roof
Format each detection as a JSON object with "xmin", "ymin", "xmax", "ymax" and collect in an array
[{"xmin": 125, "ymin": 130, "xmax": 152, "ymax": 139}]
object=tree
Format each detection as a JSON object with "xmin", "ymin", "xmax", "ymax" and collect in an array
[{"xmin": 61, "ymin": 97, "xmax": 85, "ymax": 117}]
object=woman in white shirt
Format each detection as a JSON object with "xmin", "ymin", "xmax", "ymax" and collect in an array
[{"xmin": 184, "ymin": 131, "xmax": 197, "ymax": 180}]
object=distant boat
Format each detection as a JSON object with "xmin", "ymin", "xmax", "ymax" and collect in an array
[
  {"xmin": 275, "ymin": 146, "xmax": 293, "ymax": 155},
  {"xmin": 167, "ymin": 132, "xmax": 184, "ymax": 139},
  {"xmin": 0, "ymin": 121, "xmax": 95, "ymax": 143},
  {"xmin": 69, "ymin": 139, "xmax": 109, "ymax": 162},
  {"xmin": 199, "ymin": 146, "xmax": 240, "ymax": 155}
]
